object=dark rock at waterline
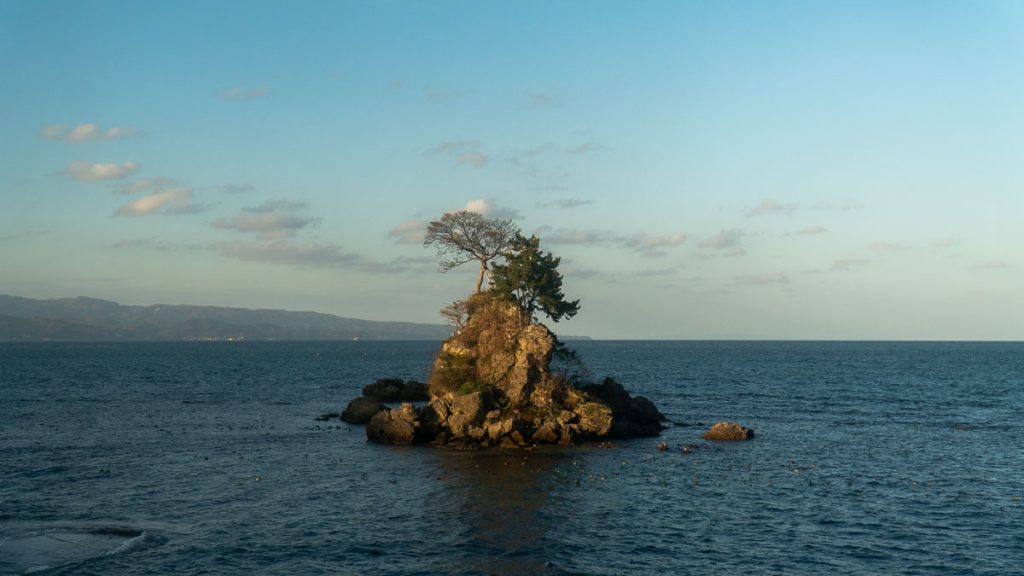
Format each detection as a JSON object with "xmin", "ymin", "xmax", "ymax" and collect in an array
[
  {"xmin": 361, "ymin": 378, "xmax": 429, "ymax": 402},
  {"xmin": 315, "ymin": 412, "xmax": 339, "ymax": 421},
  {"xmin": 340, "ymin": 396, "xmax": 386, "ymax": 424},
  {"xmin": 366, "ymin": 403, "xmax": 420, "ymax": 445},
  {"xmin": 703, "ymin": 421, "xmax": 755, "ymax": 441},
  {"xmin": 579, "ymin": 377, "xmax": 665, "ymax": 437}
]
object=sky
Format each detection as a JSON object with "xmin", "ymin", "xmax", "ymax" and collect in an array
[{"xmin": 1, "ymin": 0, "xmax": 1022, "ymax": 340}]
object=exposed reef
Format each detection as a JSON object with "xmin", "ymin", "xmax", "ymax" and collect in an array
[{"xmin": 350, "ymin": 293, "xmax": 664, "ymax": 449}]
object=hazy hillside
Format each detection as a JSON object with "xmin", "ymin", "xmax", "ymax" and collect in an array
[{"xmin": 0, "ymin": 295, "xmax": 454, "ymax": 341}]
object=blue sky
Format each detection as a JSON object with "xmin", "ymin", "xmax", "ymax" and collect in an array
[{"xmin": 1, "ymin": 0, "xmax": 1021, "ymax": 339}]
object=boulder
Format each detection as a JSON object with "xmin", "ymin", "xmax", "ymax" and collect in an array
[
  {"xmin": 366, "ymin": 403, "xmax": 421, "ymax": 445},
  {"xmin": 362, "ymin": 378, "xmax": 429, "ymax": 402},
  {"xmin": 340, "ymin": 396, "xmax": 385, "ymax": 424},
  {"xmin": 579, "ymin": 378, "xmax": 665, "ymax": 437},
  {"xmin": 703, "ymin": 421, "xmax": 755, "ymax": 441}
]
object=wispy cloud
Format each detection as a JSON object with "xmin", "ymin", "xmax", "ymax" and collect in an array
[
  {"xmin": 212, "ymin": 240, "xmax": 409, "ymax": 273},
  {"xmin": 796, "ymin": 226, "xmax": 827, "ymax": 235},
  {"xmin": 212, "ymin": 200, "xmax": 320, "ymax": 239},
  {"xmin": 111, "ymin": 237, "xmax": 172, "ymax": 251},
  {"xmin": 624, "ymin": 232, "xmax": 687, "ymax": 257},
  {"xmin": 426, "ymin": 89, "xmax": 462, "ymax": 104},
  {"xmin": 528, "ymin": 91, "xmax": 557, "ymax": 107},
  {"xmin": 866, "ymin": 242, "xmax": 910, "ymax": 253},
  {"xmin": 221, "ymin": 86, "xmax": 270, "ymax": 100},
  {"xmin": 537, "ymin": 197, "xmax": 594, "ymax": 209},
  {"xmin": 388, "ymin": 220, "xmax": 427, "ymax": 245},
  {"xmin": 539, "ymin": 227, "xmax": 686, "ymax": 256},
  {"xmin": 427, "ymin": 140, "xmax": 488, "ymax": 168},
  {"xmin": 541, "ymin": 228, "xmax": 619, "ymax": 246},
  {"xmin": 830, "ymin": 258, "xmax": 869, "ymax": 271},
  {"xmin": 733, "ymin": 273, "xmax": 790, "ymax": 285},
  {"xmin": 67, "ymin": 161, "xmax": 138, "ymax": 181},
  {"xmin": 929, "ymin": 238, "xmax": 960, "ymax": 250},
  {"xmin": 41, "ymin": 123, "xmax": 136, "ymax": 143},
  {"xmin": 567, "ymin": 142, "xmax": 607, "ymax": 155},
  {"xmin": 972, "ymin": 260, "xmax": 1008, "ymax": 270},
  {"xmin": 456, "ymin": 152, "xmax": 488, "ymax": 168},
  {"xmin": 114, "ymin": 187, "xmax": 199, "ymax": 216},
  {"xmin": 699, "ymin": 229, "xmax": 745, "ymax": 250},
  {"xmin": 748, "ymin": 199, "xmax": 798, "ymax": 217},
  {"xmin": 221, "ymin": 183, "xmax": 255, "ymax": 194},
  {"xmin": 115, "ymin": 177, "xmax": 177, "ymax": 195}
]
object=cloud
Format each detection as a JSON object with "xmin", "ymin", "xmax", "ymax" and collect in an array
[
  {"xmin": 541, "ymin": 228, "xmax": 619, "ymax": 246},
  {"xmin": 699, "ymin": 229, "xmax": 745, "ymax": 250},
  {"xmin": 221, "ymin": 86, "xmax": 270, "ymax": 100},
  {"xmin": 733, "ymin": 273, "xmax": 790, "ymax": 285},
  {"xmin": 624, "ymin": 232, "xmax": 687, "ymax": 256},
  {"xmin": 114, "ymin": 187, "xmax": 198, "ymax": 216},
  {"xmin": 221, "ymin": 183, "xmax": 255, "ymax": 194},
  {"xmin": 796, "ymin": 226, "xmax": 827, "ymax": 235},
  {"xmin": 212, "ymin": 240, "xmax": 407, "ymax": 273},
  {"xmin": 636, "ymin": 267, "xmax": 678, "ymax": 277},
  {"xmin": 866, "ymin": 242, "xmax": 910, "ymax": 253},
  {"xmin": 67, "ymin": 161, "xmax": 138, "ymax": 181},
  {"xmin": 462, "ymin": 198, "xmax": 520, "ymax": 219},
  {"xmin": 972, "ymin": 260, "xmax": 1008, "ymax": 270},
  {"xmin": 528, "ymin": 92, "xmax": 557, "ymax": 107},
  {"xmin": 929, "ymin": 238, "xmax": 960, "ymax": 250},
  {"xmin": 567, "ymin": 142, "xmax": 607, "ymax": 155},
  {"xmin": 41, "ymin": 123, "xmax": 136, "ymax": 143},
  {"xmin": 427, "ymin": 140, "xmax": 488, "ymax": 168},
  {"xmin": 115, "ymin": 177, "xmax": 177, "ymax": 195},
  {"xmin": 455, "ymin": 152, "xmax": 488, "ymax": 168},
  {"xmin": 537, "ymin": 197, "xmax": 594, "ymax": 209},
  {"xmin": 830, "ymin": 258, "xmax": 869, "ymax": 271},
  {"xmin": 748, "ymin": 199, "xmax": 798, "ymax": 217},
  {"xmin": 111, "ymin": 237, "xmax": 172, "ymax": 251},
  {"xmin": 212, "ymin": 200, "xmax": 320, "ymax": 239},
  {"xmin": 538, "ymin": 227, "xmax": 685, "ymax": 256},
  {"xmin": 388, "ymin": 220, "xmax": 427, "ymax": 245}
]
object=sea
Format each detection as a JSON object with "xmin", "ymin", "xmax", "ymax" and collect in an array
[{"xmin": 1, "ymin": 340, "xmax": 1021, "ymax": 575}]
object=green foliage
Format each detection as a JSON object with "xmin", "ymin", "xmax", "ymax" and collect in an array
[
  {"xmin": 489, "ymin": 234, "xmax": 580, "ymax": 323},
  {"xmin": 428, "ymin": 351, "xmax": 475, "ymax": 396}
]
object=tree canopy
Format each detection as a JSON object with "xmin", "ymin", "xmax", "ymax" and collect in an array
[
  {"xmin": 423, "ymin": 211, "xmax": 518, "ymax": 293},
  {"xmin": 489, "ymin": 234, "xmax": 580, "ymax": 323}
]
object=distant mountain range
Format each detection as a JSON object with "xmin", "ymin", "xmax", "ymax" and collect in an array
[{"xmin": 0, "ymin": 295, "xmax": 456, "ymax": 341}]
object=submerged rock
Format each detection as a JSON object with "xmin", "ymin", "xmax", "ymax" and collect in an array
[
  {"xmin": 703, "ymin": 421, "xmax": 755, "ymax": 441},
  {"xmin": 340, "ymin": 396, "xmax": 386, "ymax": 424}
]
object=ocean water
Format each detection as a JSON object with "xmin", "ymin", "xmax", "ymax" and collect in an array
[{"xmin": 1, "ymin": 340, "xmax": 1021, "ymax": 575}]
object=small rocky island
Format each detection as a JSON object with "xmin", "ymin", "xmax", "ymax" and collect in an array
[
  {"xmin": 339, "ymin": 210, "xmax": 666, "ymax": 449},
  {"xmin": 352, "ymin": 292, "xmax": 664, "ymax": 448}
]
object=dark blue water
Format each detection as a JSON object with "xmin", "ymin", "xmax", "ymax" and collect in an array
[{"xmin": 1, "ymin": 341, "xmax": 1022, "ymax": 575}]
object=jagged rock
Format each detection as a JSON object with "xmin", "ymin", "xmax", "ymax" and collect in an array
[
  {"xmin": 362, "ymin": 378, "xmax": 428, "ymax": 402},
  {"xmin": 354, "ymin": 292, "xmax": 666, "ymax": 448},
  {"xmin": 703, "ymin": 421, "xmax": 755, "ymax": 441},
  {"xmin": 340, "ymin": 396, "xmax": 385, "ymax": 424},
  {"xmin": 579, "ymin": 378, "xmax": 665, "ymax": 437},
  {"xmin": 366, "ymin": 403, "xmax": 421, "ymax": 445}
]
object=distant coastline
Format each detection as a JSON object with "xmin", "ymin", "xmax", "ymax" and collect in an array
[{"xmin": 0, "ymin": 295, "xmax": 591, "ymax": 342}]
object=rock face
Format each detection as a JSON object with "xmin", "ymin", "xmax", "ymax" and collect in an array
[
  {"xmin": 703, "ymin": 421, "xmax": 755, "ymax": 441},
  {"xmin": 361, "ymin": 378, "xmax": 429, "ymax": 402},
  {"xmin": 340, "ymin": 396, "xmax": 386, "ymax": 424},
  {"xmin": 365, "ymin": 292, "xmax": 663, "ymax": 448},
  {"xmin": 366, "ymin": 403, "xmax": 421, "ymax": 445}
]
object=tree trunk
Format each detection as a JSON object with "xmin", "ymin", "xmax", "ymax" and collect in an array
[{"xmin": 474, "ymin": 262, "xmax": 487, "ymax": 292}]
